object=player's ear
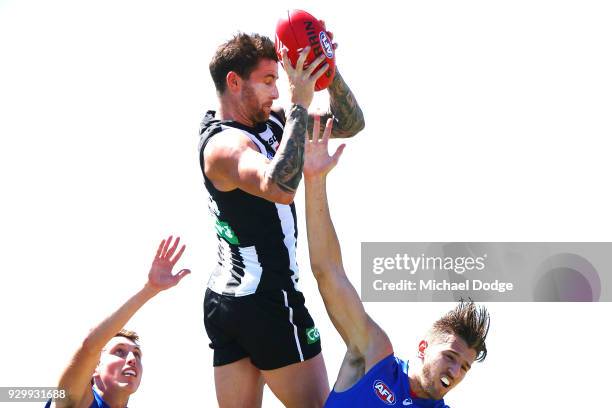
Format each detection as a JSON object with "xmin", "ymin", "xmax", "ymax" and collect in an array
[
  {"xmin": 226, "ymin": 71, "xmax": 241, "ymax": 93},
  {"xmin": 418, "ymin": 340, "xmax": 428, "ymax": 360}
]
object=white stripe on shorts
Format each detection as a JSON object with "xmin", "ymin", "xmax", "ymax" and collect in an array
[{"xmin": 282, "ymin": 289, "xmax": 304, "ymax": 362}]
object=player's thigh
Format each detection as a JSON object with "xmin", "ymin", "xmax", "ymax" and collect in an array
[
  {"xmin": 261, "ymin": 353, "xmax": 329, "ymax": 408},
  {"xmin": 244, "ymin": 289, "xmax": 324, "ymax": 371},
  {"xmin": 214, "ymin": 357, "xmax": 264, "ymax": 408}
]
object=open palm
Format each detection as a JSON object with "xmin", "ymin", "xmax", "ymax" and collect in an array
[
  {"xmin": 303, "ymin": 115, "xmax": 345, "ymax": 179},
  {"xmin": 148, "ymin": 236, "xmax": 190, "ymax": 291}
]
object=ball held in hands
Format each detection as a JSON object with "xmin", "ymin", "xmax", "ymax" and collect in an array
[{"xmin": 275, "ymin": 9, "xmax": 336, "ymax": 91}]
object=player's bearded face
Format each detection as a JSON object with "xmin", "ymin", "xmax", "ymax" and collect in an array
[
  {"xmin": 419, "ymin": 334, "xmax": 476, "ymax": 399},
  {"xmin": 241, "ymin": 81, "xmax": 270, "ymax": 123},
  {"xmin": 240, "ymin": 59, "xmax": 279, "ymax": 124}
]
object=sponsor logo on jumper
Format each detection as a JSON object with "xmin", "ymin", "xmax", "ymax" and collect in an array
[
  {"xmin": 215, "ymin": 219, "xmax": 239, "ymax": 245},
  {"xmin": 403, "ymin": 398, "xmax": 413, "ymax": 405},
  {"xmin": 306, "ymin": 327, "xmax": 320, "ymax": 344},
  {"xmin": 373, "ymin": 380, "xmax": 396, "ymax": 405},
  {"xmin": 265, "ymin": 132, "xmax": 279, "ymax": 150}
]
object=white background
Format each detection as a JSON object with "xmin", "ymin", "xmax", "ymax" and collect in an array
[{"xmin": 1, "ymin": 0, "xmax": 611, "ymax": 406}]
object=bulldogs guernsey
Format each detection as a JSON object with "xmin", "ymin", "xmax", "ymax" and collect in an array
[
  {"xmin": 325, "ymin": 354, "xmax": 449, "ymax": 408},
  {"xmin": 199, "ymin": 110, "xmax": 299, "ymax": 296}
]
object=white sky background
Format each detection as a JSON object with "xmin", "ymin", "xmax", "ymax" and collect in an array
[{"xmin": 1, "ymin": 0, "xmax": 611, "ymax": 406}]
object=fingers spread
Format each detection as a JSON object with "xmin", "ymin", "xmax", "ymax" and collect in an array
[
  {"xmin": 304, "ymin": 53, "xmax": 327, "ymax": 77},
  {"xmin": 170, "ymin": 244, "xmax": 186, "ymax": 265},
  {"xmin": 296, "ymin": 46, "xmax": 311, "ymax": 72},
  {"xmin": 312, "ymin": 62, "xmax": 330, "ymax": 81},
  {"xmin": 161, "ymin": 235, "xmax": 172, "ymax": 258},
  {"xmin": 332, "ymin": 144, "xmax": 346, "ymax": 165},
  {"xmin": 175, "ymin": 268, "xmax": 191, "ymax": 283},
  {"xmin": 166, "ymin": 236, "xmax": 180, "ymax": 259},
  {"xmin": 155, "ymin": 239, "xmax": 165, "ymax": 260},
  {"xmin": 280, "ymin": 48, "xmax": 292, "ymax": 71}
]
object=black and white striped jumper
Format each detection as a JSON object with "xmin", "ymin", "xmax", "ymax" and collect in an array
[{"xmin": 198, "ymin": 110, "xmax": 299, "ymax": 296}]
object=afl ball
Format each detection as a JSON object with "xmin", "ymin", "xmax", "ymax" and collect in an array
[{"xmin": 275, "ymin": 9, "xmax": 336, "ymax": 91}]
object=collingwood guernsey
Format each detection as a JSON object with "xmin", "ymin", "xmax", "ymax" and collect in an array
[{"xmin": 199, "ymin": 110, "xmax": 299, "ymax": 296}]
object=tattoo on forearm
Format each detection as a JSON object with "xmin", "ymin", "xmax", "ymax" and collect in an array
[
  {"xmin": 320, "ymin": 70, "xmax": 366, "ymax": 138},
  {"xmin": 269, "ymin": 104, "xmax": 307, "ymax": 193}
]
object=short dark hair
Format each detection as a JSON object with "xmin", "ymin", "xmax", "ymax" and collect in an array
[
  {"xmin": 430, "ymin": 300, "xmax": 490, "ymax": 362},
  {"xmin": 209, "ymin": 33, "xmax": 278, "ymax": 94}
]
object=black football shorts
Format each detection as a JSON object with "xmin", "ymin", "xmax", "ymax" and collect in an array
[{"xmin": 203, "ymin": 288, "xmax": 322, "ymax": 370}]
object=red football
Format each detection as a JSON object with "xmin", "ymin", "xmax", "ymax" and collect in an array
[{"xmin": 275, "ymin": 9, "xmax": 336, "ymax": 91}]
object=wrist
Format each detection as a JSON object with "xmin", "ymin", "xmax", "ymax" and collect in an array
[
  {"xmin": 142, "ymin": 283, "xmax": 161, "ymax": 298},
  {"xmin": 304, "ymin": 173, "xmax": 327, "ymax": 184},
  {"xmin": 286, "ymin": 103, "xmax": 308, "ymax": 127},
  {"xmin": 329, "ymin": 68, "xmax": 342, "ymax": 88},
  {"xmin": 288, "ymin": 102, "xmax": 307, "ymax": 113}
]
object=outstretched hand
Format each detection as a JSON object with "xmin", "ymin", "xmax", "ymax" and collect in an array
[
  {"xmin": 147, "ymin": 236, "xmax": 191, "ymax": 293},
  {"xmin": 303, "ymin": 115, "xmax": 345, "ymax": 179}
]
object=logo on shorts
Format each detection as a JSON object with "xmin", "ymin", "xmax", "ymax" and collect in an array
[
  {"xmin": 373, "ymin": 380, "xmax": 396, "ymax": 405},
  {"xmin": 215, "ymin": 219, "xmax": 240, "ymax": 245},
  {"xmin": 305, "ymin": 327, "xmax": 320, "ymax": 344}
]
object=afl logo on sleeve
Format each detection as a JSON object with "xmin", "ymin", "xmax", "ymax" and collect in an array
[{"xmin": 373, "ymin": 380, "xmax": 396, "ymax": 405}]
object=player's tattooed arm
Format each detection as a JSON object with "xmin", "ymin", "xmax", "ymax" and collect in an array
[
  {"xmin": 309, "ymin": 69, "xmax": 365, "ymax": 138},
  {"xmin": 267, "ymin": 104, "xmax": 308, "ymax": 193}
]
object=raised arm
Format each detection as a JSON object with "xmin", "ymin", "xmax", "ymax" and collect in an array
[
  {"xmin": 304, "ymin": 118, "xmax": 391, "ymax": 374},
  {"xmin": 306, "ymin": 24, "xmax": 365, "ymax": 138},
  {"xmin": 309, "ymin": 69, "xmax": 365, "ymax": 139},
  {"xmin": 52, "ymin": 237, "xmax": 190, "ymax": 408}
]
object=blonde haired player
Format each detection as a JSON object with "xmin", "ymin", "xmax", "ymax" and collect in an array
[{"xmin": 46, "ymin": 237, "xmax": 190, "ymax": 408}]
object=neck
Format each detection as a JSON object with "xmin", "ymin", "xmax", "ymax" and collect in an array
[
  {"xmin": 408, "ymin": 372, "xmax": 428, "ymax": 399},
  {"xmin": 218, "ymin": 94, "xmax": 255, "ymax": 127},
  {"xmin": 93, "ymin": 383, "xmax": 130, "ymax": 408}
]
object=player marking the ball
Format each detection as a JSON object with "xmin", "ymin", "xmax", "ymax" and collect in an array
[{"xmin": 198, "ymin": 11, "xmax": 365, "ymax": 408}]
